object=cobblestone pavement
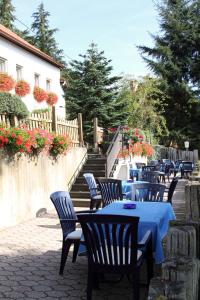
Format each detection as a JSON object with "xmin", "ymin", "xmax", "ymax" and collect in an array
[{"xmin": 0, "ymin": 212, "xmax": 148, "ymax": 300}]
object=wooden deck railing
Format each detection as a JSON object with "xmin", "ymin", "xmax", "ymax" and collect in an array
[{"xmin": 0, "ymin": 109, "xmax": 84, "ymax": 147}]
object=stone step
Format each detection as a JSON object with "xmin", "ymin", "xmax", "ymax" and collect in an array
[
  {"xmin": 72, "ymin": 198, "xmax": 90, "ymax": 208},
  {"xmin": 79, "ymin": 170, "xmax": 105, "ymax": 177},
  {"xmin": 70, "ymin": 191, "xmax": 90, "ymax": 199},
  {"xmin": 87, "ymin": 154, "xmax": 103, "ymax": 159},
  {"xmin": 86, "ymin": 159, "xmax": 106, "ymax": 165},
  {"xmin": 71, "ymin": 184, "xmax": 89, "ymax": 191},
  {"xmin": 83, "ymin": 164, "xmax": 105, "ymax": 171}
]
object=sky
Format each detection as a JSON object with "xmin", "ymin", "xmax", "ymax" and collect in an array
[{"xmin": 13, "ymin": 0, "xmax": 160, "ymax": 77}]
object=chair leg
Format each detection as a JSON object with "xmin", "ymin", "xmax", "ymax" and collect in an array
[
  {"xmin": 132, "ymin": 271, "xmax": 140, "ymax": 300},
  {"xmin": 72, "ymin": 241, "xmax": 80, "ymax": 263},
  {"xmin": 90, "ymin": 200, "xmax": 94, "ymax": 210},
  {"xmin": 87, "ymin": 270, "xmax": 93, "ymax": 300},
  {"xmin": 96, "ymin": 200, "xmax": 102, "ymax": 209},
  {"xmin": 59, "ymin": 239, "xmax": 71, "ymax": 275},
  {"xmin": 146, "ymin": 239, "xmax": 154, "ymax": 284}
]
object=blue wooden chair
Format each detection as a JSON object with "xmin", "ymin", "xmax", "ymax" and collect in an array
[
  {"xmin": 50, "ymin": 191, "xmax": 95, "ymax": 275},
  {"xmin": 77, "ymin": 213, "xmax": 153, "ymax": 300},
  {"xmin": 97, "ymin": 178, "xmax": 123, "ymax": 207},
  {"xmin": 83, "ymin": 173, "xmax": 102, "ymax": 209},
  {"xmin": 180, "ymin": 161, "xmax": 194, "ymax": 178},
  {"xmin": 141, "ymin": 171, "xmax": 160, "ymax": 183},
  {"xmin": 132, "ymin": 183, "xmax": 166, "ymax": 202}
]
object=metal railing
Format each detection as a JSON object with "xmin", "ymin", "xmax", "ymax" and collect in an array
[{"xmin": 106, "ymin": 126, "xmax": 122, "ymax": 177}]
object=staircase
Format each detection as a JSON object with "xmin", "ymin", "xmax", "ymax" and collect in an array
[{"xmin": 70, "ymin": 153, "xmax": 106, "ymax": 207}]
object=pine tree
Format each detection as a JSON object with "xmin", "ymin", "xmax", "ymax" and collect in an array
[
  {"xmin": 64, "ymin": 43, "xmax": 121, "ymax": 143},
  {"xmin": 0, "ymin": 0, "xmax": 15, "ymax": 29},
  {"xmin": 31, "ymin": 2, "xmax": 64, "ymax": 64},
  {"xmin": 138, "ymin": 0, "xmax": 200, "ymax": 149}
]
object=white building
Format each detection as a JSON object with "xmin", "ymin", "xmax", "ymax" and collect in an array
[{"xmin": 0, "ymin": 24, "xmax": 65, "ymax": 117}]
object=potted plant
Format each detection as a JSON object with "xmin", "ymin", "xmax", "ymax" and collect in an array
[
  {"xmin": 15, "ymin": 80, "xmax": 30, "ymax": 97},
  {"xmin": 33, "ymin": 87, "xmax": 47, "ymax": 103},
  {"xmin": 0, "ymin": 72, "xmax": 15, "ymax": 92},
  {"xmin": 46, "ymin": 92, "xmax": 58, "ymax": 106}
]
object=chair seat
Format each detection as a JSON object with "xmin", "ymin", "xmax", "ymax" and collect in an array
[
  {"xmin": 66, "ymin": 229, "xmax": 82, "ymax": 240},
  {"xmin": 92, "ymin": 195, "xmax": 102, "ymax": 201}
]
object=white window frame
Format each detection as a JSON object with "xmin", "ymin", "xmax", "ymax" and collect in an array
[
  {"xmin": 16, "ymin": 64, "xmax": 23, "ymax": 81},
  {"xmin": 0, "ymin": 57, "xmax": 7, "ymax": 72},
  {"xmin": 34, "ymin": 73, "xmax": 40, "ymax": 87},
  {"xmin": 46, "ymin": 79, "xmax": 51, "ymax": 91}
]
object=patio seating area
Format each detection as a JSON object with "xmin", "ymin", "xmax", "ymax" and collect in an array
[{"xmin": 0, "ymin": 178, "xmax": 187, "ymax": 299}]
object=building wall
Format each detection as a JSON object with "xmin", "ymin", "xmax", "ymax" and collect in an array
[
  {"xmin": 0, "ymin": 37, "xmax": 65, "ymax": 117},
  {"xmin": 0, "ymin": 147, "xmax": 87, "ymax": 229}
]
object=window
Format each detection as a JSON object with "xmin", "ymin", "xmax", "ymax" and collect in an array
[
  {"xmin": 0, "ymin": 57, "xmax": 7, "ymax": 72},
  {"xmin": 34, "ymin": 73, "xmax": 40, "ymax": 87},
  {"xmin": 16, "ymin": 65, "xmax": 23, "ymax": 81},
  {"xmin": 46, "ymin": 79, "xmax": 51, "ymax": 91}
]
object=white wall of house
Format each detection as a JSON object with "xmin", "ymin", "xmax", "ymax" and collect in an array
[{"xmin": 0, "ymin": 37, "xmax": 65, "ymax": 117}]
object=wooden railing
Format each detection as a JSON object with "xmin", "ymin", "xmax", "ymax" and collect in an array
[
  {"xmin": 106, "ymin": 126, "xmax": 122, "ymax": 177},
  {"xmin": 0, "ymin": 109, "xmax": 84, "ymax": 147}
]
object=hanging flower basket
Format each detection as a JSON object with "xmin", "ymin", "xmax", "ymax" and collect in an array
[
  {"xmin": 46, "ymin": 92, "xmax": 58, "ymax": 106},
  {"xmin": 15, "ymin": 80, "xmax": 30, "ymax": 97},
  {"xmin": 0, "ymin": 72, "xmax": 15, "ymax": 92},
  {"xmin": 33, "ymin": 87, "xmax": 48, "ymax": 103},
  {"xmin": 142, "ymin": 143, "xmax": 154, "ymax": 157}
]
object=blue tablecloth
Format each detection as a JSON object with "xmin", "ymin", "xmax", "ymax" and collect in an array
[
  {"xmin": 122, "ymin": 180, "xmax": 149, "ymax": 200},
  {"xmin": 129, "ymin": 168, "xmax": 142, "ymax": 180},
  {"xmin": 97, "ymin": 201, "xmax": 176, "ymax": 264}
]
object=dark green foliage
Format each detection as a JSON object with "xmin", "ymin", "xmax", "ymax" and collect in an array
[
  {"xmin": 64, "ymin": 43, "xmax": 121, "ymax": 143},
  {"xmin": 0, "ymin": 0, "xmax": 15, "ymax": 29},
  {"xmin": 138, "ymin": 0, "xmax": 200, "ymax": 149},
  {"xmin": 31, "ymin": 3, "xmax": 65, "ymax": 64},
  {"xmin": 0, "ymin": 92, "xmax": 29, "ymax": 119}
]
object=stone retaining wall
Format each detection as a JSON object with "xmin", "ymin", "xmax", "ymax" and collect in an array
[{"xmin": 0, "ymin": 147, "xmax": 87, "ymax": 229}]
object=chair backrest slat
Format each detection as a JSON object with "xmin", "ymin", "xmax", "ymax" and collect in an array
[
  {"xmin": 97, "ymin": 178, "xmax": 123, "ymax": 207},
  {"xmin": 132, "ymin": 183, "xmax": 165, "ymax": 202},
  {"xmin": 78, "ymin": 214, "xmax": 139, "ymax": 269},
  {"xmin": 141, "ymin": 171, "xmax": 160, "ymax": 183},
  {"xmin": 50, "ymin": 191, "xmax": 76, "ymax": 236},
  {"xmin": 83, "ymin": 173, "xmax": 98, "ymax": 197}
]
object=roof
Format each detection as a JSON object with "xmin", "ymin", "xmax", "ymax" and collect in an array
[{"xmin": 0, "ymin": 24, "xmax": 63, "ymax": 68}]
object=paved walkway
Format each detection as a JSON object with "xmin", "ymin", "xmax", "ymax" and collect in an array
[
  {"xmin": 0, "ymin": 213, "xmax": 148, "ymax": 300},
  {"xmin": 0, "ymin": 179, "xmax": 187, "ymax": 300}
]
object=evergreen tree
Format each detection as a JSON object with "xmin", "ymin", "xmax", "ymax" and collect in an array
[
  {"xmin": 31, "ymin": 2, "xmax": 65, "ymax": 63},
  {"xmin": 138, "ymin": 0, "xmax": 200, "ymax": 149},
  {"xmin": 64, "ymin": 43, "xmax": 121, "ymax": 143},
  {"xmin": 0, "ymin": 0, "xmax": 15, "ymax": 29},
  {"xmin": 127, "ymin": 76, "xmax": 168, "ymax": 143}
]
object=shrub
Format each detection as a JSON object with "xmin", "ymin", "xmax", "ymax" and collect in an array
[
  {"xmin": 33, "ymin": 87, "xmax": 47, "ymax": 102},
  {"xmin": 15, "ymin": 80, "xmax": 30, "ymax": 97},
  {"xmin": 0, "ymin": 73, "xmax": 15, "ymax": 92},
  {"xmin": 0, "ymin": 92, "xmax": 29, "ymax": 120}
]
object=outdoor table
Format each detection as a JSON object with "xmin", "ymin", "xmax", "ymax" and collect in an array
[
  {"xmin": 122, "ymin": 180, "xmax": 149, "ymax": 200},
  {"xmin": 96, "ymin": 200, "xmax": 176, "ymax": 264}
]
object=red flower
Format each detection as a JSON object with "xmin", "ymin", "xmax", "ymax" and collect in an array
[
  {"xmin": 46, "ymin": 92, "xmax": 58, "ymax": 106},
  {"xmin": 15, "ymin": 80, "xmax": 30, "ymax": 97},
  {"xmin": 33, "ymin": 87, "xmax": 48, "ymax": 102},
  {"xmin": 0, "ymin": 72, "xmax": 15, "ymax": 92}
]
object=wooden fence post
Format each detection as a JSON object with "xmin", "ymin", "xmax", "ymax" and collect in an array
[
  {"xmin": 93, "ymin": 117, "xmax": 99, "ymax": 153},
  {"xmin": 78, "ymin": 113, "xmax": 84, "ymax": 146},
  {"xmin": 52, "ymin": 106, "xmax": 57, "ymax": 133}
]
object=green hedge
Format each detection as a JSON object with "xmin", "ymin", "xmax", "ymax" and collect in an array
[{"xmin": 0, "ymin": 92, "xmax": 29, "ymax": 120}]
